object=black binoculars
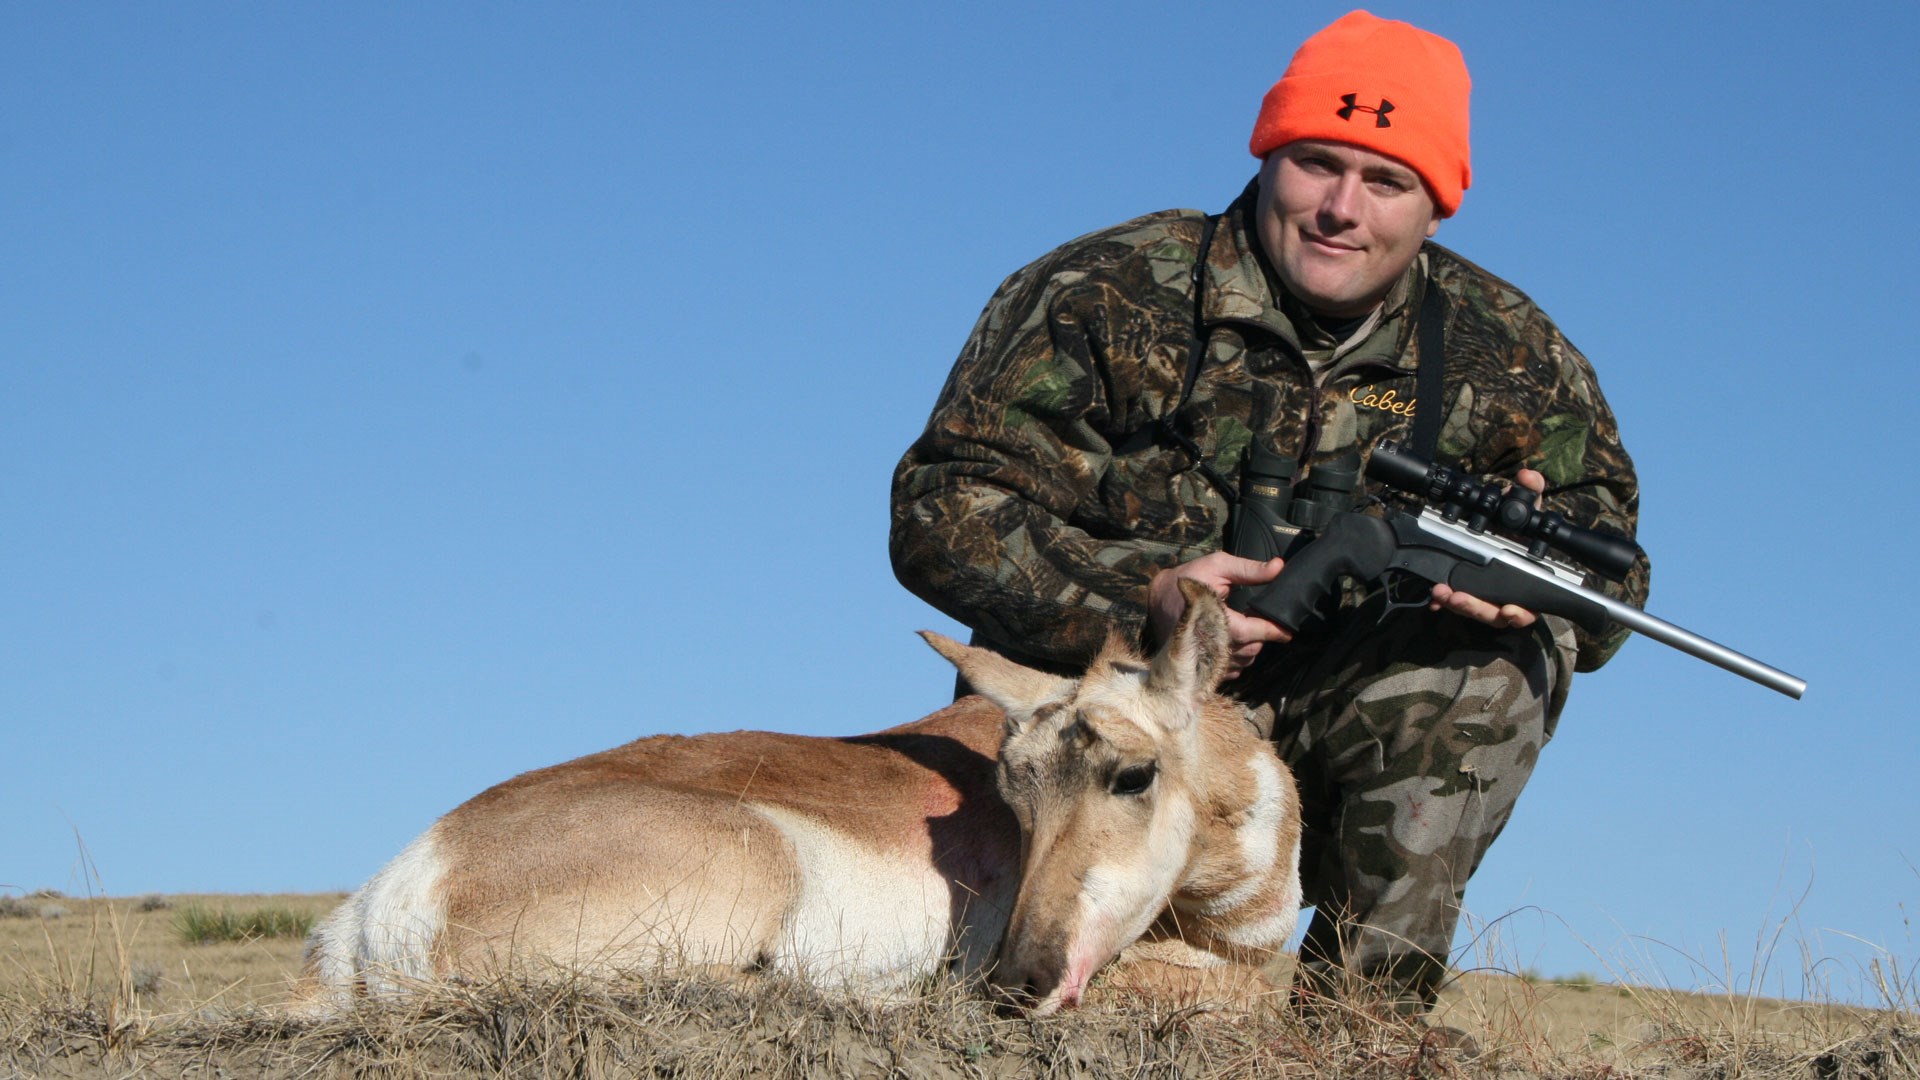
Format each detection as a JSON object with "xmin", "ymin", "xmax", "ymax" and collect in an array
[{"xmin": 1225, "ymin": 446, "xmax": 1363, "ymax": 566}]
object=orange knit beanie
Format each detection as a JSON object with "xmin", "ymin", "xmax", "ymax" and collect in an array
[{"xmin": 1248, "ymin": 10, "xmax": 1472, "ymax": 217}]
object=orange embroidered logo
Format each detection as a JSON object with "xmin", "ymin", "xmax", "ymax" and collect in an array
[{"xmin": 1350, "ymin": 385, "xmax": 1416, "ymax": 417}]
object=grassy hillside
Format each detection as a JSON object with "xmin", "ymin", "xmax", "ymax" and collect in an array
[{"xmin": 2, "ymin": 893, "xmax": 1912, "ymax": 1078}]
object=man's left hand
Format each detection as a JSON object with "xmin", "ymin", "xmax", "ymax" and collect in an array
[{"xmin": 1426, "ymin": 468, "xmax": 1545, "ymax": 629}]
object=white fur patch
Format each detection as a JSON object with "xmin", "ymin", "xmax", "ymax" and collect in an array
[
  {"xmin": 1072, "ymin": 668, "xmax": 1193, "ymax": 738},
  {"xmin": 750, "ymin": 804, "xmax": 958, "ymax": 990},
  {"xmin": 308, "ymin": 825, "xmax": 449, "ymax": 995},
  {"xmin": 1217, "ymin": 828, "xmax": 1303, "ymax": 950},
  {"xmin": 1194, "ymin": 751, "xmax": 1288, "ymax": 917},
  {"xmin": 1074, "ymin": 799, "xmax": 1196, "ymax": 960}
]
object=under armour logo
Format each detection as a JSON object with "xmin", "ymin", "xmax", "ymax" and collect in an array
[{"xmin": 1337, "ymin": 93, "xmax": 1394, "ymax": 127}]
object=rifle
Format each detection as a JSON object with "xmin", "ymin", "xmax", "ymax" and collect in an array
[{"xmin": 1225, "ymin": 441, "xmax": 1806, "ymax": 699}]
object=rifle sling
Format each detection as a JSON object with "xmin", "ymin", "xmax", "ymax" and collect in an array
[{"xmin": 1410, "ymin": 279, "xmax": 1447, "ymax": 462}]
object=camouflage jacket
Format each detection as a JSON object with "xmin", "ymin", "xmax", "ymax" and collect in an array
[{"xmin": 891, "ymin": 181, "xmax": 1649, "ymax": 674}]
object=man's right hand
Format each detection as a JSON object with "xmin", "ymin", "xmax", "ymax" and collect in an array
[{"xmin": 1148, "ymin": 552, "xmax": 1291, "ymax": 679}]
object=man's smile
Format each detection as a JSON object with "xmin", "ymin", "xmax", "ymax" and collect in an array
[{"xmin": 1301, "ymin": 230, "xmax": 1363, "ymax": 253}]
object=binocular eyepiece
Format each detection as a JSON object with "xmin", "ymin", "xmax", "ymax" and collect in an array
[
  {"xmin": 1368, "ymin": 441, "xmax": 1640, "ymax": 582},
  {"xmin": 1227, "ymin": 447, "xmax": 1363, "ymax": 565}
]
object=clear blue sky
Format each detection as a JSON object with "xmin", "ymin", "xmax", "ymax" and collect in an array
[{"xmin": 5, "ymin": 2, "xmax": 1915, "ymax": 1003}]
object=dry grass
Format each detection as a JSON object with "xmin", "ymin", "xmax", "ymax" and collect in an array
[
  {"xmin": 0, "ymin": 893, "xmax": 344, "ymax": 1012},
  {"xmin": 2, "ymin": 893, "xmax": 1915, "ymax": 1078}
]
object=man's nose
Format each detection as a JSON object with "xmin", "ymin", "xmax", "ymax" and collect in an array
[{"xmin": 1318, "ymin": 173, "xmax": 1362, "ymax": 228}]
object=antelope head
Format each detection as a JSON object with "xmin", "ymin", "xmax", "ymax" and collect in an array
[{"xmin": 926, "ymin": 581, "xmax": 1284, "ymax": 1014}]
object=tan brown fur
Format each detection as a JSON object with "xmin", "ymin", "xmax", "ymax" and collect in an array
[{"xmin": 445, "ymin": 705, "xmax": 1013, "ymax": 974}]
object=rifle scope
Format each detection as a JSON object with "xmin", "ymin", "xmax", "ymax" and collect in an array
[{"xmin": 1367, "ymin": 442, "xmax": 1641, "ymax": 582}]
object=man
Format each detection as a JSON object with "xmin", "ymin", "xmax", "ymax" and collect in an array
[{"xmin": 890, "ymin": 10, "xmax": 1648, "ymax": 1016}]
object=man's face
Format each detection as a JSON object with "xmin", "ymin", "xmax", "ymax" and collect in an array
[{"xmin": 1255, "ymin": 140, "xmax": 1440, "ymax": 319}]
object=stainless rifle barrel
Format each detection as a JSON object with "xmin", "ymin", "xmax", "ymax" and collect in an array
[
  {"xmin": 1595, "ymin": 594, "xmax": 1807, "ymax": 699},
  {"xmin": 1416, "ymin": 511, "xmax": 1807, "ymax": 699}
]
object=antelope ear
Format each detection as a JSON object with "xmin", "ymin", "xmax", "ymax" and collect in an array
[
  {"xmin": 1147, "ymin": 580, "xmax": 1231, "ymax": 704},
  {"xmin": 920, "ymin": 632, "xmax": 1074, "ymax": 733}
]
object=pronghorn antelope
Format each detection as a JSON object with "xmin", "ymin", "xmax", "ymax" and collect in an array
[{"xmin": 303, "ymin": 583, "xmax": 1301, "ymax": 1014}]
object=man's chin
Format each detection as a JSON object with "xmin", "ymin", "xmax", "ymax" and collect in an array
[{"xmin": 1278, "ymin": 266, "xmax": 1375, "ymax": 318}]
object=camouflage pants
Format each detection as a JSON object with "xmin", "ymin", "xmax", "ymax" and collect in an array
[{"xmin": 1241, "ymin": 597, "xmax": 1578, "ymax": 1015}]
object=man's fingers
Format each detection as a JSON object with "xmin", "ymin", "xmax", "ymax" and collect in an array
[
  {"xmin": 1495, "ymin": 603, "xmax": 1538, "ymax": 628},
  {"xmin": 1227, "ymin": 610, "xmax": 1292, "ymax": 645},
  {"xmin": 1207, "ymin": 554, "xmax": 1286, "ymax": 587},
  {"xmin": 1429, "ymin": 584, "xmax": 1537, "ymax": 629},
  {"xmin": 1153, "ymin": 552, "xmax": 1289, "ymax": 650},
  {"xmin": 1422, "ymin": 468, "xmax": 1546, "ymax": 628},
  {"xmin": 1225, "ymin": 639, "xmax": 1268, "ymax": 679}
]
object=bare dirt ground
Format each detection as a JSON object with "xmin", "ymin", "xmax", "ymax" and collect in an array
[{"xmin": 3, "ymin": 894, "xmax": 1914, "ymax": 1078}]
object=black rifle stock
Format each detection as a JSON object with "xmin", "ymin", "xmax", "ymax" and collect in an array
[{"xmin": 1227, "ymin": 444, "xmax": 1806, "ymax": 699}]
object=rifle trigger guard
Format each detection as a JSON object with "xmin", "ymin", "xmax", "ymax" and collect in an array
[{"xmin": 1379, "ymin": 571, "xmax": 1431, "ymax": 622}]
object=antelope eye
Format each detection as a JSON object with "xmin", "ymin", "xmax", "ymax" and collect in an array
[{"xmin": 1110, "ymin": 762, "xmax": 1157, "ymax": 797}]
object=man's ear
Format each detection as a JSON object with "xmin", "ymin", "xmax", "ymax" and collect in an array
[{"xmin": 920, "ymin": 632, "xmax": 1074, "ymax": 735}]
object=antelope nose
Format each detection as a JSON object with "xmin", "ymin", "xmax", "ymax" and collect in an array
[
  {"xmin": 987, "ymin": 959, "xmax": 1046, "ymax": 1014},
  {"xmin": 987, "ymin": 978, "xmax": 1032, "ymax": 1016}
]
